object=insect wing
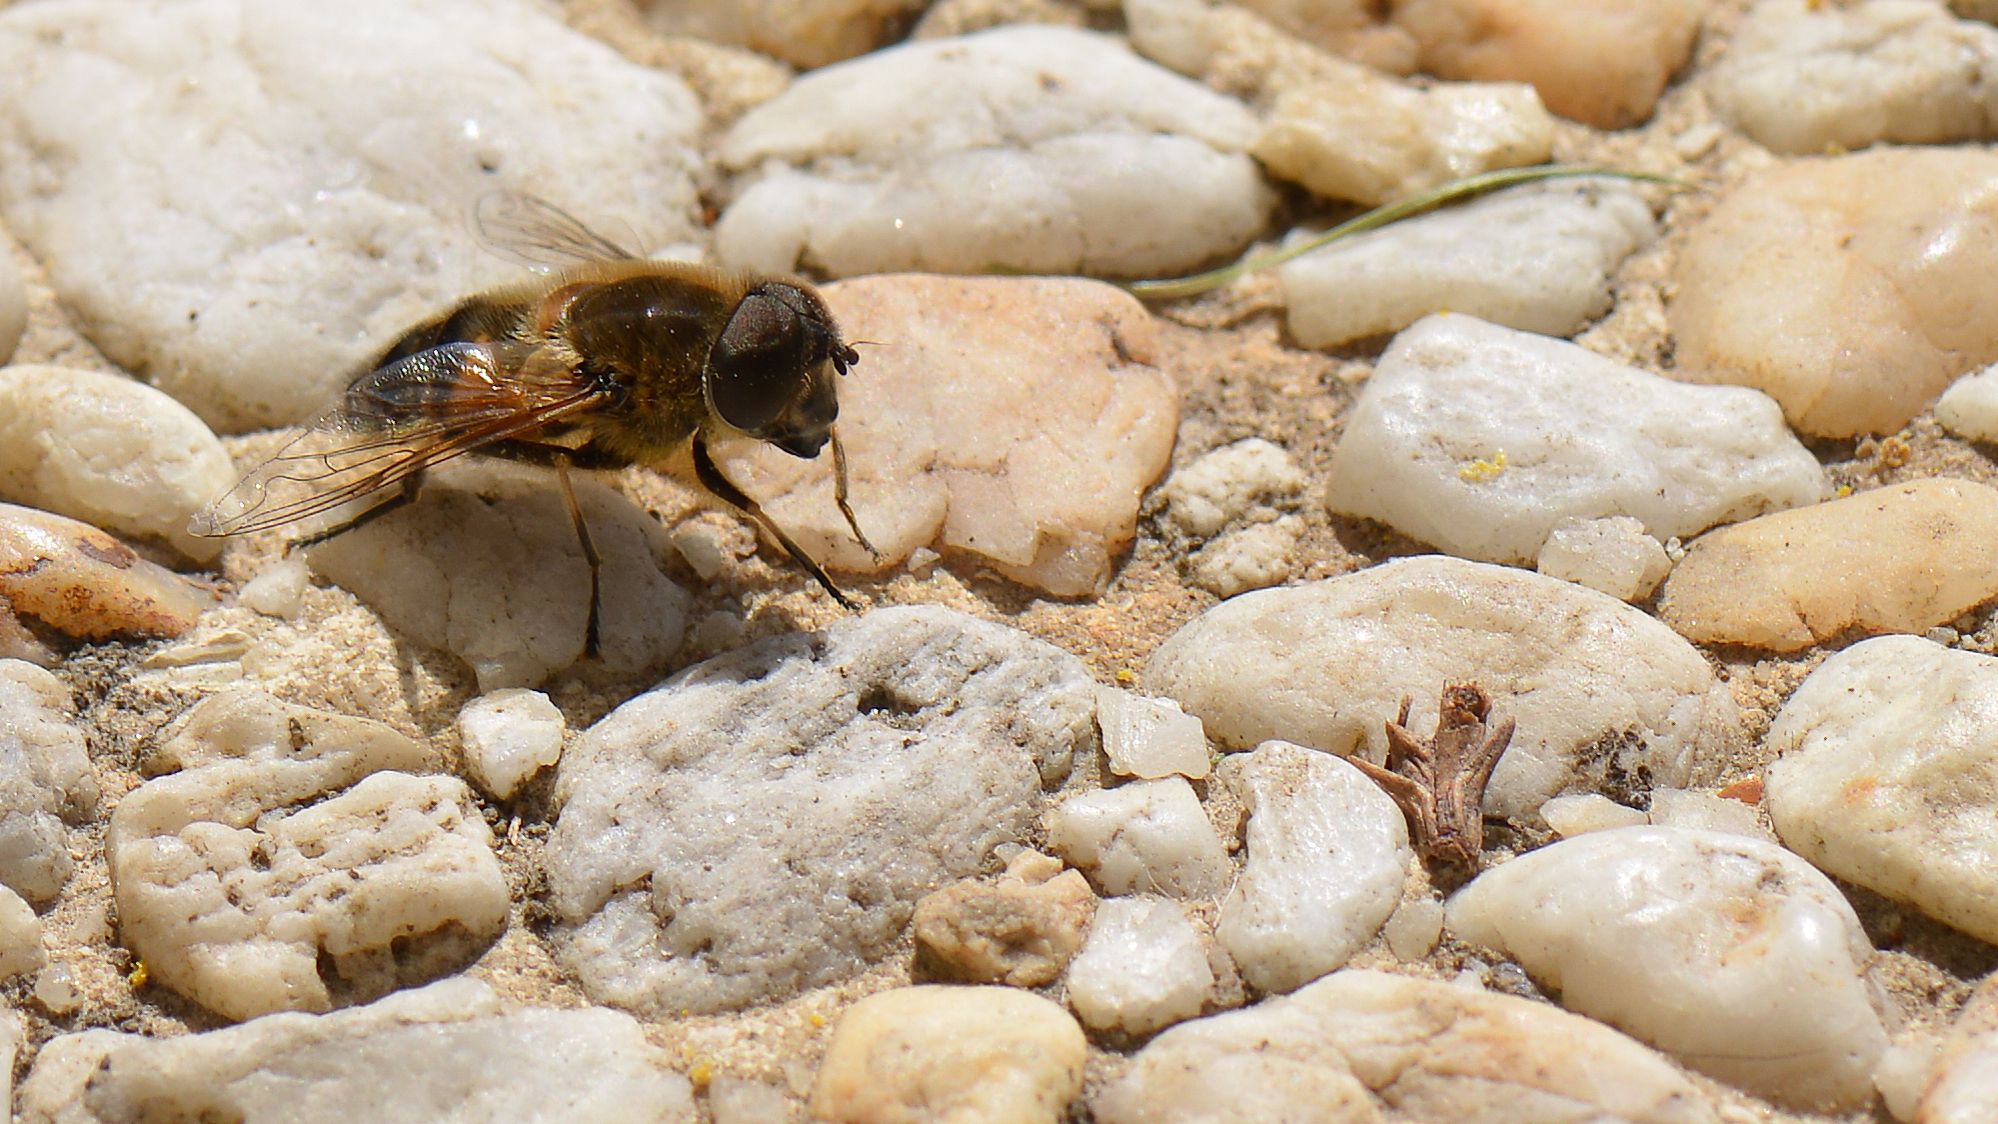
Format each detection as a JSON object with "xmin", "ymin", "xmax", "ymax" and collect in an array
[
  {"xmin": 473, "ymin": 190, "xmax": 638, "ymax": 272},
  {"xmin": 190, "ymin": 341, "xmax": 605, "ymax": 537}
]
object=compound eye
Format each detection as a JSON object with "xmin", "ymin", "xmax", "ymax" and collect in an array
[{"xmin": 709, "ymin": 290, "xmax": 806, "ymax": 434}]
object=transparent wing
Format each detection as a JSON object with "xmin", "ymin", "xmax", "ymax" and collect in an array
[
  {"xmin": 191, "ymin": 341, "xmax": 608, "ymax": 537},
  {"xmin": 473, "ymin": 190, "xmax": 638, "ymax": 272}
]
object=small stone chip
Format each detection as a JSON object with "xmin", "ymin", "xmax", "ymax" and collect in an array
[
  {"xmin": 1066, "ymin": 898, "xmax": 1214, "ymax": 1036},
  {"xmin": 1045, "ymin": 777, "xmax": 1231, "ymax": 900},
  {"xmin": 456, "ymin": 688, "xmax": 565, "ymax": 800},
  {"xmin": 913, "ymin": 851, "xmax": 1096, "ymax": 988},
  {"xmin": 1097, "ymin": 686, "xmax": 1211, "ymax": 780}
]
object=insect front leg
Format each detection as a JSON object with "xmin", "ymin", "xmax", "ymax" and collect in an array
[{"xmin": 691, "ymin": 431, "xmax": 858, "ymax": 610}]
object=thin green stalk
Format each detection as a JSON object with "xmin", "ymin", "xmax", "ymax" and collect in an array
[{"xmin": 1123, "ymin": 164, "xmax": 1684, "ymax": 302}]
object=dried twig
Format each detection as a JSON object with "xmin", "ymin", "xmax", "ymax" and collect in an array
[{"xmin": 1347, "ymin": 683, "xmax": 1515, "ymax": 871}]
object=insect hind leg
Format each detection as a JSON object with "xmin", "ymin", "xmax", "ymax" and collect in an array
[{"xmin": 288, "ymin": 471, "xmax": 425, "ymax": 552}]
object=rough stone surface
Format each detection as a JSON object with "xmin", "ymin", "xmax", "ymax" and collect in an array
[
  {"xmin": 307, "ymin": 461, "xmax": 690, "ymax": 691},
  {"xmin": 715, "ymin": 25, "xmax": 1273, "ymax": 279},
  {"xmin": 0, "ymin": 881, "xmax": 44, "ymax": 981},
  {"xmin": 1765, "ymin": 635, "xmax": 1998, "ymax": 945},
  {"xmin": 456, "ymin": 688, "xmax": 564, "ymax": 801},
  {"xmin": 546, "ymin": 606, "xmax": 1096, "ymax": 1015},
  {"xmin": 912, "ymin": 851, "xmax": 1095, "ymax": 988},
  {"xmin": 109, "ymin": 690, "xmax": 507, "ymax": 1021},
  {"xmin": 1283, "ymin": 185, "xmax": 1654, "ymax": 348},
  {"xmin": 1146, "ymin": 556, "xmax": 1744, "ymax": 820},
  {"xmin": 1447, "ymin": 826, "xmax": 1887, "ymax": 1111},
  {"xmin": 1657, "ymin": 480, "xmax": 1998, "ymax": 652},
  {"xmin": 637, "ymin": 0, "xmax": 927, "ymax": 67},
  {"xmin": 0, "ymin": 660, "xmax": 98, "ymax": 904},
  {"xmin": 1160, "ymin": 438, "xmax": 1306, "ymax": 540},
  {"xmin": 809, "ymin": 985, "xmax": 1086, "ymax": 1124},
  {"xmin": 1216, "ymin": 742, "xmax": 1411, "ymax": 994},
  {"xmin": 1189, "ymin": 517, "xmax": 1302, "ymax": 598},
  {"xmin": 1044, "ymin": 777, "xmax": 1231, "ymax": 900},
  {"xmin": 0, "ymin": 503, "xmax": 215, "ymax": 655},
  {"xmin": 1709, "ymin": 0, "xmax": 1998, "ymax": 155},
  {"xmin": 1326, "ymin": 315, "xmax": 1826, "ymax": 565},
  {"xmin": 1536, "ymin": 515, "xmax": 1673, "ymax": 603},
  {"xmin": 1670, "ymin": 148, "xmax": 1998, "ymax": 438},
  {"xmin": 1097, "ymin": 687, "xmax": 1211, "ymax": 781},
  {"xmin": 718, "ymin": 275, "xmax": 1178, "ymax": 597},
  {"xmin": 24, "ymin": 979, "xmax": 696, "ymax": 1123},
  {"xmin": 1066, "ymin": 897, "xmax": 1214, "ymax": 1036},
  {"xmin": 1936, "ymin": 363, "xmax": 1998, "ymax": 443},
  {"xmin": 0, "ymin": 0, "xmax": 707, "ymax": 431},
  {"xmin": 1096, "ymin": 969, "xmax": 1720, "ymax": 1124},
  {"xmin": 1922, "ymin": 970, "xmax": 1998, "ymax": 1124},
  {"xmin": 0, "ymin": 365, "xmax": 235, "ymax": 561},
  {"xmin": 1393, "ymin": 0, "xmax": 1706, "ymax": 129}
]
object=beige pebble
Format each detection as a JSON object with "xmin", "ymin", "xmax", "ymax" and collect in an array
[
  {"xmin": 634, "ymin": 0, "xmax": 925, "ymax": 68},
  {"xmin": 1392, "ymin": 0, "xmax": 1705, "ymax": 129},
  {"xmin": 1670, "ymin": 148, "xmax": 1998, "ymax": 438},
  {"xmin": 0, "ymin": 503, "xmax": 213, "ymax": 647},
  {"xmin": 0, "ymin": 365, "xmax": 235, "ymax": 561},
  {"xmin": 912, "ymin": 852, "xmax": 1096, "ymax": 988},
  {"xmin": 719, "ymin": 275, "xmax": 1177, "ymax": 597},
  {"xmin": 810, "ymin": 985, "xmax": 1086, "ymax": 1124},
  {"xmin": 1658, "ymin": 479, "xmax": 1998, "ymax": 651}
]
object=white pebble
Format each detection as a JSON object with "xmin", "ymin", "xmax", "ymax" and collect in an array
[
  {"xmin": 0, "ymin": 234, "xmax": 22, "ymax": 364},
  {"xmin": 1161, "ymin": 439, "xmax": 1305, "ymax": 539},
  {"xmin": 1535, "ymin": 515, "xmax": 1672, "ymax": 603},
  {"xmin": 1935, "ymin": 363, "xmax": 1998, "ymax": 442},
  {"xmin": 1709, "ymin": 0, "xmax": 1998, "ymax": 155},
  {"xmin": 307, "ymin": 461, "xmax": 689, "ymax": 691},
  {"xmin": 1921, "ymin": 970, "xmax": 1998, "ymax": 1124},
  {"xmin": 1146, "ymin": 556, "xmax": 1744, "ymax": 821},
  {"xmin": 1066, "ymin": 897, "xmax": 1214, "ymax": 1035},
  {"xmin": 1659, "ymin": 480, "xmax": 1998, "ymax": 651},
  {"xmin": 1045, "ymin": 777, "xmax": 1231, "ymax": 899},
  {"xmin": 1284, "ymin": 184, "xmax": 1653, "ymax": 349},
  {"xmin": 457, "ymin": 688, "xmax": 565, "ymax": 801},
  {"xmin": 1446, "ymin": 825, "xmax": 1888, "ymax": 1111},
  {"xmin": 0, "ymin": 883, "xmax": 42, "ymax": 981},
  {"xmin": 0, "ymin": 660, "xmax": 98, "ymax": 904},
  {"xmin": 1874, "ymin": 1034, "xmax": 1942, "ymax": 1123},
  {"xmin": 547, "ymin": 607, "xmax": 1096, "ymax": 1015},
  {"xmin": 1646, "ymin": 787, "xmax": 1770, "ymax": 842},
  {"xmin": 48, "ymin": 979, "xmax": 694, "ymax": 1121},
  {"xmin": 32, "ymin": 962, "xmax": 80, "ymax": 1015},
  {"xmin": 716, "ymin": 25, "xmax": 1272, "ymax": 278},
  {"xmin": 1383, "ymin": 895, "xmax": 1444, "ymax": 961},
  {"xmin": 238, "ymin": 556, "xmax": 309, "ymax": 619},
  {"xmin": 1540, "ymin": 793, "xmax": 1647, "ymax": 837},
  {"xmin": 810, "ymin": 986, "xmax": 1085, "ymax": 1123},
  {"xmin": 1766, "ymin": 635, "xmax": 1998, "ymax": 945},
  {"xmin": 1216, "ymin": 742, "xmax": 1409, "ymax": 993},
  {"xmin": 1189, "ymin": 518, "xmax": 1302, "ymax": 598},
  {"xmin": 1097, "ymin": 686, "xmax": 1210, "ymax": 780},
  {"xmin": 1671, "ymin": 148, "xmax": 1998, "ymax": 437},
  {"xmin": 1096, "ymin": 968, "xmax": 1713, "ymax": 1122},
  {"xmin": 0, "ymin": 0, "xmax": 708, "ymax": 431},
  {"xmin": 1327, "ymin": 314, "xmax": 1826, "ymax": 565}
]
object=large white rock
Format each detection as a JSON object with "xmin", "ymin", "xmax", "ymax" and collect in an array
[
  {"xmin": 1922, "ymin": 969, "xmax": 1998, "ymax": 1124},
  {"xmin": 1669, "ymin": 148, "xmax": 1998, "ymax": 438},
  {"xmin": 1326, "ymin": 314, "xmax": 1827, "ymax": 565},
  {"xmin": 1765, "ymin": 636, "xmax": 1998, "ymax": 945},
  {"xmin": 809, "ymin": 985, "xmax": 1086, "ymax": 1123},
  {"xmin": 1066, "ymin": 897, "xmax": 1214, "ymax": 1036},
  {"xmin": 715, "ymin": 25, "xmax": 1273, "ymax": 279},
  {"xmin": 0, "ymin": 660, "xmax": 98, "ymax": 905},
  {"xmin": 1216, "ymin": 742, "xmax": 1410, "ymax": 993},
  {"xmin": 109, "ymin": 690, "xmax": 507, "ymax": 1021},
  {"xmin": 1145, "ymin": 556, "xmax": 1743, "ymax": 820},
  {"xmin": 1658, "ymin": 480, "xmax": 1998, "ymax": 652},
  {"xmin": 1447, "ymin": 826, "xmax": 1887, "ymax": 1111},
  {"xmin": 546, "ymin": 606, "xmax": 1096, "ymax": 1015},
  {"xmin": 1095, "ymin": 968, "xmax": 1720, "ymax": 1124},
  {"xmin": 0, "ymin": 365, "xmax": 234, "ymax": 561},
  {"xmin": 1709, "ymin": 0, "xmax": 1998, "ymax": 155},
  {"xmin": 717, "ymin": 275, "xmax": 1179, "ymax": 597},
  {"xmin": 307, "ymin": 460, "xmax": 690, "ymax": 692},
  {"xmin": 0, "ymin": 0, "xmax": 707, "ymax": 431},
  {"xmin": 1283, "ymin": 186, "xmax": 1654, "ymax": 349},
  {"xmin": 1044, "ymin": 777, "xmax": 1232, "ymax": 899},
  {"xmin": 21, "ymin": 979, "xmax": 695, "ymax": 1123}
]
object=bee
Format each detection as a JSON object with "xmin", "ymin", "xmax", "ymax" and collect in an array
[{"xmin": 191, "ymin": 193, "xmax": 875, "ymax": 651}]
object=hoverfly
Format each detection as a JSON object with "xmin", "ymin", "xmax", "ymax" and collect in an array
[{"xmin": 191, "ymin": 192, "xmax": 875, "ymax": 652}]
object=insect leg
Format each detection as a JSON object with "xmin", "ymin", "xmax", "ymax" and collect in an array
[
  {"xmin": 553, "ymin": 456, "xmax": 604, "ymax": 660},
  {"xmin": 692, "ymin": 431, "xmax": 858, "ymax": 611},
  {"xmin": 829, "ymin": 427, "xmax": 880, "ymax": 561},
  {"xmin": 288, "ymin": 471, "xmax": 425, "ymax": 552}
]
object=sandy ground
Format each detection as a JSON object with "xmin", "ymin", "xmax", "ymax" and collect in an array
[{"xmin": 5, "ymin": 0, "xmax": 1996, "ymax": 1120}]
